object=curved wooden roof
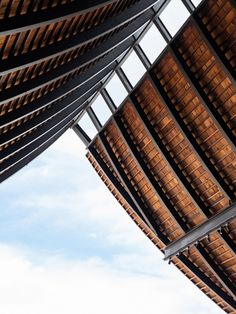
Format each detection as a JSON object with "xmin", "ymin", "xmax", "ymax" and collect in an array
[
  {"xmin": 0, "ymin": 0, "xmax": 235, "ymax": 312},
  {"xmin": 81, "ymin": 0, "xmax": 235, "ymax": 312},
  {"xmin": 0, "ymin": 0, "xmax": 170, "ymax": 181}
]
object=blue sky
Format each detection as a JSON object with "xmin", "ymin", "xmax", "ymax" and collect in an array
[
  {"xmin": 0, "ymin": 0, "xmax": 223, "ymax": 312},
  {"xmin": 0, "ymin": 129, "xmax": 223, "ymax": 314}
]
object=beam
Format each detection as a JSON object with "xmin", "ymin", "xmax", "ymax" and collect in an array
[
  {"xmin": 0, "ymin": 0, "xmax": 160, "ymax": 75},
  {"xmin": 130, "ymin": 92, "xmax": 236, "ymax": 256},
  {"xmin": 129, "ymin": 92, "xmax": 212, "ymax": 218},
  {"xmin": 0, "ymin": 108, "xmax": 81, "ymax": 176},
  {"xmin": 73, "ymin": 125, "xmax": 91, "ymax": 147},
  {"xmin": 113, "ymin": 109, "xmax": 236, "ymax": 298},
  {"xmin": 0, "ymin": 0, "xmax": 118, "ymax": 36},
  {"xmin": 88, "ymin": 144, "xmax": 164, "ymax": 241},
  {"xmin": 191, "ymin": 13, "xmax": 236, "ymax": 83},
  {"xmin": 148, "ymin": 70, "xmax": 235, "ymax": 200},
  {"xmin": 169, "ymin": 43, "xmax": 236, "ymax": 151},
  {"xmin": 0, "ymin": 10, "xmax": 154, "ymax": 102},
  {"xmin": 164, "ymin": 203, "xmax": 236, "ymax": 260},
  {"xmin": 179, "ymin": 253, "xmax": 236, "ymax": 310},
  {"xmin": 0, "ymin": 121, "xmax": 70, "ymax": 183},
  {"xmin": 87, "ymin": 107, "xmax": 102, "ymax": 132},
  {"xmin": 97, "ymin": 131, "xmax": 169, "ymax": 244},
  {"xmin": 100, "ymin": 88, "xmax": 117, "ymax": 113},
  {"xmin": 0, "ymin": 80, "xmax": 101, "ymax": 149},
  {"xmin": 113, "ymin": 114, "xmax": 189, "ymax": 232},
  {"xmin": 0, "ymin": 61, "xmax": 116, "ymax": 129}
]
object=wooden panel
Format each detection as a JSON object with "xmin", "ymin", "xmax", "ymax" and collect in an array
[
  {"xmin": 153, "ymin": 51, "xmax": 236, "ymax": 195},
  {"xmin": 135, "ymin": 78, "xmax": 229, "ymax": 213},
  {"xmin": 175, "ymin": 22, "xmax": 236, "ymax": 135},
  {"xmin": 197, "ymin": 0, "xmax": 236, "ymax": 70}
]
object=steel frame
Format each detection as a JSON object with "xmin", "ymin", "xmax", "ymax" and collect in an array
[
  {"xmin": 0, "ymin": 0, "xmax": 160, "ymax": 75},
  {"xmin": 164, "ymin": 204, "xmax": 236, "ymax": 260},
  {"xmin": 0, "ymin": 0, "xmax": 118, "ymax": 36}
]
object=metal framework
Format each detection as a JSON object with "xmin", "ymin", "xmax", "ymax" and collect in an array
[{"xmin": 1, "ymin": 0, "xmax": 235, "ymax": 313}]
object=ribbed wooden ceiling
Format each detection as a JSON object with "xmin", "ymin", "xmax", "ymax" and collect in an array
[
  {"xmin": 85, "ymin": 0, "xmax": 236, "ymax": 312},
  {"xmin": 0, "ymin": 0, "xmax": 169, "ymax": 182}
]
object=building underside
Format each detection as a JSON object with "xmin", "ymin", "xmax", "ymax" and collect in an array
[{"xmin": 0, "ymin": 0, "xmax": 235, "ymax": 312}]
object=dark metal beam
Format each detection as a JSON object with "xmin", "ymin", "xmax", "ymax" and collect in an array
[
  {"xmin": 133, "ymin": 44, "xmax": 151, "ymax": 69},
  {"xmin": 87, "ymin": 107, "xmax": 102, "ymax": 132},
  {"xmin": 0, "ymin": 80, "xmax": 101, "ymax": 149},
  {"xmin": 197, "ymin": 242, "xmax": 236, "ymax": 298},
  {"xmin": 169, "ymin": 43, "xmax": 236, "ymax": 151},
  {"xmin": 113, "ymin": 114, "xmax": 189, "ymax": 232},
  {"xmin": 100, "ymin": 88, "xmax": 117, "ymax": 113},
  {"xmin": 73, "ymin": 124, "xmax": 91, "ymax": 147},
  {"xmin": 164, "ymin": 204, "xmax": 236, "ymax": 260},
  {"xmin": 129, "ymin": 92, "xmax": 212, "ymax": 218},
  {"xmin": 88, "ymin": 144, "xmax": 164, "ymax": 240},
  {"xmin": 97, "ymin": 131, "xmax": 169, "ymax": 244},
  {"xmin": 178, "ymin": 253, "xmax": 236, "ymax": 310},
  {"xmin": 0, "ymin": 61, "xmax": 116, "ymax": 129},
  {"xmin": 0, "ymin": 121, "xmax": 69, "ymax": 183},
  {"xmin": 0, "ymin": 10, "xmax": 154, "ymax": 103},
  {"xmin": 191, "ymin": 13, "xmax": 236, "ymax": 83},
  {"xmin": 0, "ymin": 0, "xmax": 160, "ymax": 75},
  {"xmin": 0, "ymin": 0, "xmax": 118, "ymax": 36},
  {"xmin": 130, "ymin": 92, "xmax": 236, "ymax": 256},
  {"xmin": 148, "ymin": 70, "xmax": 235, "ymax": 200},
  {"xmin": 0, "ymin": 108, "xmax": 80, "ymax": 176},
  {"xmin": 0, "ymin": 36, "xmax": 132, "ymax": 106}
]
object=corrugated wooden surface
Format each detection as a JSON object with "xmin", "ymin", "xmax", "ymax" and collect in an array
[{"xmin": 87, "ymin": 0, "xmax": 236, "ymax": 312}]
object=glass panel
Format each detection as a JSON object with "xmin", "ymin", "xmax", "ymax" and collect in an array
[
  {"xmin": 160, "ymin": 0, "xmax": 190, "ymax": 37},
  {"xmin": 105, "ymin": 73, "xmax": 128, "ymax": 106},
  {"xmin": 121, "ymin": 51, "xmax": 146, "ymax": 87},
  {"xmin": 139, "ymin": 24, "xmax": 167, "ymax": 63},
  {"xmin": 91, "ymin": 94, "xmax": 112, "ymax": 126},
  {"xmin": 78, "ymin": 112, "xmax": 97, "ymax": 139}
]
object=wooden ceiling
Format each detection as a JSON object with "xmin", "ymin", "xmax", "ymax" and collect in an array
[
  {"xmin": 0, "ymin": 0, "xmax": 235, "ymax": 312},
  {"xmin": 0, "ymin": 0, "xmax": 170, "ymax": 181},
  {"xmin": 85, "ymin": 0, "xmax": 236, "ymax": 312}
]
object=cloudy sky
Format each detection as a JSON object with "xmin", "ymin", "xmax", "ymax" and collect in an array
[
  {"xmin": 0, "ymin": 129, "xmax": 223, "ymax": 314},
  {"xmin": 0, "ymin": 0, "xmax": 223, "ymax": 313}
]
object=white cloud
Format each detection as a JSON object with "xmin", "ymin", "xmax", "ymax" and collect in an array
[
  {"xmin": 0, "ymin": 130, "xmax": 224, "ymax": 314},
  {"xmin": 0, "ymin": 244, "xmax": 223, "ymax": 314}
]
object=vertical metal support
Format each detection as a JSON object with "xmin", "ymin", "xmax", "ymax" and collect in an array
[
  {"xmin": 87, "ymin": 107, "xmax": 102, "ymax": 132},
  {"xmin": 147, "ymin": 70, "xmax": 234, "ymax": 200},
  {"xmin": 73, "ymin": 124, "xmax": 91, "ymax": 147},
  {"xmin": 181, "ymin": 0, "xmax": 195, "ymax": 12},
  {"xmin": 153, "ymin": 17, "xmax": 172, "ymax": 43},
  {"xmin": 133, "ymin": 44, "xmax": 151, "ymax": 70},
  {"xmin": 100, "ymin": 88, "xmax": 117, "ymax": 113},
  {"xmin": 116, "ymin": 67, "xmax": 133, "ymax": 91}
]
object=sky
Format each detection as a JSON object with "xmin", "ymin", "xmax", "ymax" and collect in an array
[
  {"xmin": 0, "ymin": 0, "xmax": 224, "ymax": 313},
  {"xmin": 0, "ymin": 129, "xmax": 223, "ymax": 314}
]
